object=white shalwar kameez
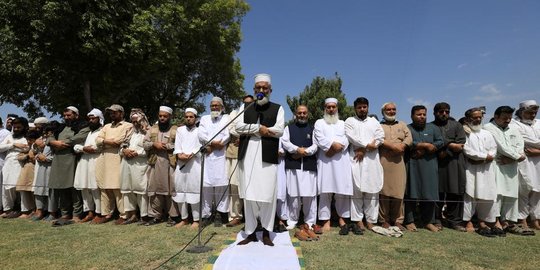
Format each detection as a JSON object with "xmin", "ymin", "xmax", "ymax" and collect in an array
[
  {"xmin": 281, "ymin": 126, "xmax": 318, "ymax": 227},
  {"xmin": 463, "ymin": 129, "xmax": 499, "ymax": 222},
  {"xmin": 173, "ymin": 125, "xmax": 202, "ymax": 221},
  {"xmin": 0, "ymin": 135, "xmax": 27, "ymax": 211},
  {"xmin": 73, "ymin": 129, "xmax": 102, "ymax": 214},
  {"xmin": 345, "ymin": 116, "xmax": 384, "ymax": 224},
  {"xmin": 120, "ymin": 131, "xmax": 149, "ymax": 217},
  {"xmin": 236, "ymin": 104, "xmax": 285, "ymax": 234},
  {"xmin": 276, "ymin": 140, "xmax": 288, "ymax": 221},
  {"xmin": 510, "ymin": 118, "xmax": 540, "ymax": 220},
  {"xmin": 313, "ymin": 119, "xmax": 353, "ymax": 220},
  {"xmin": 198, "ymin": 114, "xmax": 230, "ymax": 218}
]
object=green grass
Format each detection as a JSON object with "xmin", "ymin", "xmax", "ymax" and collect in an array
[{"xmin": 1, "ymin": 218, "xmax": 539, "ymax": 269}]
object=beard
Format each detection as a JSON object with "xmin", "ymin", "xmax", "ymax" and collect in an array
[
  {"xmin": 323, "ymin": 113, "xmax": 339, "ymax": 125},
  {"xmin": 296, "ymin": 118, "xmax": 308, "ymax": 125},
  {"xmin": 12, "ymin": 130, "xmax": 25, "ymax": 139},
  {"xmin": 211, "ymin": 111, "xmax": 221, "ymax": 118},
  {"xmin": 469, "ymin": 124, "xmax": 482, "ymax": 132},
  {"xmin": 158, "ymin": 120, "xmax": 171, "ymax": 132},
  {"xmin": 89, "ymin": 121, "xmax": 101, "ymax": 131},
  {"xmin": 383, "ymin": 113, "xmax": 396, "ymax": 122},
  {"xmin": 256, "ymin": 96, "xmax": 270, "ymax": 106},
  {"xmin": 521, "ymin": 119, "xmax": 534, "ymax": 125}
]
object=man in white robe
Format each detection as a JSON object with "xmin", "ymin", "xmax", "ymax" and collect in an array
[
  {"xmin": 484, "ymin": 106, "xmax": 532, "ymax": 235},
  {"xmin": 282, "ymin": 105, "xmax": 318, "ymax": 238},
  {"xmin": 198, "ymin": 97, "xmax": 231, "ymax": 227},
  {"xmin": 119, "ymin": 109, "xmax": 149, "ymax": 224},
  {"xmin": 236, "ymin": 73, "xmax": 285, "ymax": 246},
  {"xmin": 314, "ymin": 98, "xmax": 353, "ymax": 234},
  {"xmin": 345, "ymin": 97, "xmax": 384, "ymax": 233},
  {"xmin": 510, "ymin": 100, "xmax": 540, "ymax": 230},
  {"xmin": 73, "ymin": 109, "xmax": 103, "ymax": 222},
  {"xmin": 462, "ymin": 107, "xmax": 501, "ymax": 236},
  {"xmin": 173, "ymin": 108, "xmax": 202, "ymax": 229},
  {"xmin": 0, "ymin": 117, "xmax": 12, "ymax": 215}
]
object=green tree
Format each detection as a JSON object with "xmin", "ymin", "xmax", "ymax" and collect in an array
[
  {"xmin": 0, "ymin": 0, "xmax": 249, "ymax": 120},
  {"xmin": 286, "ymin": 73, "xmax": 354, "ymax": 125}
]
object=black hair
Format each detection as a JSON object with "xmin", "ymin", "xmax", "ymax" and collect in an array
[
  {"xmin": 353, "ymin": 97, "xmax": 369, "ymax": 107},
  {"xmin": 433, "ymin": 102, "xmax": 450, "ymax": 112},
  {"xmin": 411, "ymin": 105, "xmax": 427, "ymax": 115},
  {"xmin": 494, "ymin": 106, "xmax": 514, "ymax": 116}
]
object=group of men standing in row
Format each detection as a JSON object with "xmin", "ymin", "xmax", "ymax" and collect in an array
[{"xmin": 1, "ymin": 73, "xmax": 539, "ymax": 246}]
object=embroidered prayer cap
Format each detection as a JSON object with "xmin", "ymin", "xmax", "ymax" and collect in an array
[
  {"xmin": 87, "ymin": 108, "xmax": 104, "ymax": 124},
  {"xmin": 325, "ymin": 98, "xmax": 338, "ymax": 105},
  {"xmin": 33, "ymin": 117, "xmax": 49, "ymax": 125},
  {"xmin": 185, "ymin": 108, "xmax": 198, "ymax": 116},
  {"xmin": 66, "ymin": 106, "xmax": 79, "ymax": 115},
  {"xmin": 106, "ymin": 104, "xmax": 124, "ymax": 112},
  {"xmin": 211, "ymin": 97, "xmax": 224, "ymax": 106},
  {"xmin": 519, "ymin": 100, "xmax": 539, "ymax": 111},
  {"xmin": 159, "ymin": 106, "xmax": 173, "ymax": 115},
  {"xmin": 254, "ymin": 73, "xmax": 271, "ymax": 84}
]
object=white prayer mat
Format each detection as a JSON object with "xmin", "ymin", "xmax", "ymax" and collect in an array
[{"xmin": 206, "ymin": 231, "xmax": 304, "ymax": 270}]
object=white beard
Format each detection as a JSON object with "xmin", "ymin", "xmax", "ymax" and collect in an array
[
  {"xmin": 469, "ymin": 124, "xmax": 482, "ymax": 132},
  {"xmin": 211, "ymin": 111, "xmax": 221, "ymax": 118},
  {"xmin": 296, "ymin": 119, "xmax": 308, "ymax": 124},
  {"xmin": 256, "ymin": 96, "xmax": 270, "ymax": 106},
  {"xmin": 521, "ymin": 119, "xmax": 534, "ymax": 125},
  {"xmin": 383, "ymin": 113, "xmax": 396, "ymax": 122},
  {"xmin": 323, "ymin": 113, "xmax": 339, "ymax": 125}
]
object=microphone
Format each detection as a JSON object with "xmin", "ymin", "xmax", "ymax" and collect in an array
[{"xmin": 256, "ymin": 92, "xmax": 265, "ymax": 100}]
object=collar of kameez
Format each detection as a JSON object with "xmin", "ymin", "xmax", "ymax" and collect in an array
[
  {"xmin": 491, "ymin": 120, "xmax": 509, "ymax": 131},
  {"xmin": 111, "ymin": 120, "xmax": 124, "ymax": 128},
  {"xmin": 381, "ymin": 119, "xmax": 399, "ymax": 125}
]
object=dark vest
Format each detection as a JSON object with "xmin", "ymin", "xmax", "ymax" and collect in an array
[
  {"xmin": 284, "ymin": 123, "xmax": 317, "ymax": 172},
  {"xmin": 238, "ymin": 102, "xmax": 280, "ymax": 164}
]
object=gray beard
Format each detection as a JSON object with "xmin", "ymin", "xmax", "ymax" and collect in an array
[
  {"xmin": 521, "ymin": 119, "xmax": 534, "ymax": 125},
  {"xmin": 383, "ymin": 113, "xmax": 396, "ymax": 122},
  {"xmin": 256, "ymin": 96, "xmax": 270, "ymax": 106},
  {"xmin": 211, "ymin": 111, "xmax": 221, "ymax": 119},
  {"xmin": 469, "ymin": 124, "xmax": 482, "ymax": 132},
  {"xmin": 296, "ymin": 119, "xmax": 308, "ymax": 124},
  {"xmin": 323, "ymin": 113, "xmax": 339, "ymax": 125}
]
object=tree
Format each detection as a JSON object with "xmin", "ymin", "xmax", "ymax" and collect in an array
[
  {"xmin": 0, "ymin": 0, "xmax": 249, "ymax": 120},
  {"xmin": 286, "ymin": 73, "xmax": 354, "ymax": 125}
]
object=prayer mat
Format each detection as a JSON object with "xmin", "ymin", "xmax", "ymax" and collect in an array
[{"xmin": 203, "ymin": 231, "xmax": 305, "ymax": 270}]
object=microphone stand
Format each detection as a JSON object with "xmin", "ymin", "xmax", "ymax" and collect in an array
[{"xmin": 185, "ymin": 99, "xmax": 258, "ymax": 253}]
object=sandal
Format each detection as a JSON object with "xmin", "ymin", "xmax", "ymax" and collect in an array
[
  {"xmin": 491, "ymin": 227, "xmax": 506, "ymax": 237},
  {"xmin": 477, "ymin": 227, "xmax": 496, "ymax": 238},
  {"xmin": 506, "ymin": 224, "xmax": 536, "ymax": 236}
]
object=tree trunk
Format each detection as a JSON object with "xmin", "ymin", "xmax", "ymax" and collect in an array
[{"xmin": 83, "ymin": 77, "xmax": 92, "ymax": 112}]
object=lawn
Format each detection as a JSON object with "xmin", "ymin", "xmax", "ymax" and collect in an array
[{"xmin": 1, "ymin": 218, "xmax": 539, "ymax": 270}]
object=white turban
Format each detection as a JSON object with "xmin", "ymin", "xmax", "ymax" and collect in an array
[
  {"xmin": 254, "ymin": 73, "xmax": 271, "ymax": 84},
  {"xmin": 87, "ymin": 108, "xmax": 104, "ymax": 125},
  {"xmin": 519, "ymin": 100, "xmax": 539, "ymax": 110},
  {"xmin": 34, "ymin": 117, "xmax": 49, "ymax": 125},
  {"xmin": 66, "ymin": 106, "xmax": 79, "ymax": 115},
  {"xmin": 185, "ymin": 108, "xmax": 198, "ymax": 116},
  {"xmin": 211, "ymin": 97, "xmax": 224, "ymax": 106},
  {"xmin": 159, "ymin": 106, "xmax": 173, "ymax": 115},
  {"xmin": 325, "ymin": 98, "xmax": 338, "ymax": 105}
]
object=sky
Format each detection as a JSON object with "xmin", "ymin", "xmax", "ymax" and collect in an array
[{"xmin": 2, "ymin": 0, "xmax": 540, "ymax": 123}]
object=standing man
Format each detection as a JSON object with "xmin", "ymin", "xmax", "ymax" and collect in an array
[
  {"xmin": 462, "ymin": 107, "xmax": 501, "ymax": 236},
  {"xmin": 432, "ymin": 102, "xmax": 467, "ymax": 231},
  {"xmin": 198, "ymin": 97, "xmax": 231, "ymax": 227},
  {"xmin": 281, "ymin": 105, "xmax": 319, "ymax": 236},
  {"xmin": 314, "ymin": 98, "xmax": 353, "ymax": 235},
  {"xmin": 225, "ymin": 95, "xmax": 254, "ymax": 227},
  {"xmin": 173, "ymin": 108, "xmax": 202, "ymax": 228},
  {"xmin": 0, "ymin": 117, "xmax": 12, "ymax": 215},
  {"xmin": 48, "ymin": 106, "xmax": 90, "ymax": 224},
  {"xmin": 345, "ymin": 97, "xmax": 384, "ymax": 233},
  {"xmin": 73, "ymin": 109, "xmax": 104, "ymax": 223},
  {"xmin": 378, "ymin": 102, "xmax": 412, "ymax": 230},
  {"xmin": 143, "ymin": 106, "xmax": 179, "ymax": 225},
  {"xmin": 511, "ymin": 100, "xmax": 540, "ymax": 230},
  {"xmin": 93, "ymin": 104, "xmax": 133, "ymax": 224},
  {"xmin": 236, "ymin": 73, "xmax": 285, "ymax": 246},
  {"xmin": 484, "ymin": 106, "xmax": 531, "ymax": 235},
  {"xmin": 405, "ymin": 105, "xmax": 444, "ymax": 232}
]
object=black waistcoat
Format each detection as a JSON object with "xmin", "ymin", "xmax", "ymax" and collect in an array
[
  {"xmin": 238, "ymin": 102, "xmax": 280, "ymax": 164},
  {"xmin": 284, "ymin": 123, "xmax": 317, "ymax": 172}
]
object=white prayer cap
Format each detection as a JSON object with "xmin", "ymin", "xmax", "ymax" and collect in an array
[
  {"xmin": 325, "ymin": 98, "xmax": 338, "ymax": 105},
  {"xmin": 519, "ymin": 100, "xmax": 539, "ymax": 110},
  {"xmin": 106, "ymin": 104, "xmax": 124, "ymax": 112},
  {"xmin": 66, "ymin": 106, "xmax": 79, "ymax": 115},
  {"xmin": 33, "ymin": 117, "xmax": 49, "ymax": 125},
  {"xmin": 185, "ymin": 108, "xmax": 198, "ymax": 116},
  {"xmin": 210, "ymin": 97, "xmax": 224, "ymax": 106},
  {"xmin": 29, "ymin": 123, "xmax": 36, "ymax": 128},
  {"xmin": 254, "ymin": 73, "xmax": 271, "ymax": 84},
  {"xmin": 87, "ymin": 108, "xmax": 104, "ymax": 124},
  {"xmin": 159, "ymin": 106, "xmax": 173, "ymax": 115}
]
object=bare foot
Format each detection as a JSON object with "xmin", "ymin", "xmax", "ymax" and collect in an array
[
  {"xmin": 466, "ymin": 221, "xmax": 475, "ymax": 232},
  {"xmin": 322, "ymin": 220, "xmax": 331, "ymax": 232},
  {"xmin": 191, "ymin": 221, "xmax": 199, "ymax": 229},
  {"xmin": 366, "ymin": 222, "xmax": 375, "ymax": 231},
  {"xmin": 406, "ymin": 223, "xmax": 418, "ymax": 232},
  {"xmin": 19, "ymin": 213, "xmax": 31, "ymax": 219},
  {"xmin": 425, "ymin": 223, "xmax": 440, "ymax": 232},
  {"xmin": 533, "ymin": 220, "xmax": 540, "ymax": 230},
  {"xmin": 175, "ymin": 220, "xmax": 189, "ymax": 228},
  {"xmin": 357, "ymin": 221, "xmax": 366, "ymax": 231}
]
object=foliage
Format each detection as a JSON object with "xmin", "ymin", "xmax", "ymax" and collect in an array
[
  {"xmin": 0, "ymin": 0, "xmax": 249, "ymax": 120},
  {"xmin": 286, "ymin": 73, "xmax": 354, "ymax": 125}
]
